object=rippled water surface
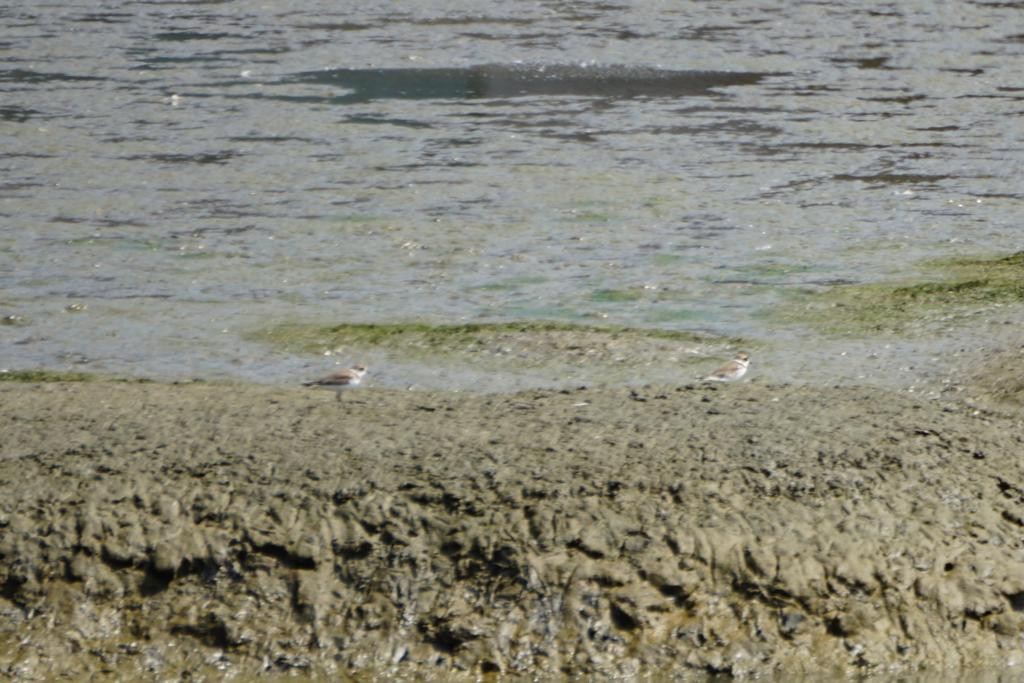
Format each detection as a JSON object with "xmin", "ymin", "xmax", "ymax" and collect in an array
[{"xmin": 3, "ymin": 2, "xmax": 1023, "ymax": 390}]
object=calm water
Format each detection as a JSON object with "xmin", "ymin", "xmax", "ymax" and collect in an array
[{"xmin": 3, "ymin": 2, "xmax": 1023, "ymax": 390}]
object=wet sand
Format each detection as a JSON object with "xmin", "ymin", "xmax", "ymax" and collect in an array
[{"xmin": 2, "ymin": 379, "xmax": 1024, "ymax": 679}]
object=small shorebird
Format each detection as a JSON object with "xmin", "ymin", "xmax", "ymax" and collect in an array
[
  {"xmin": 303, "ymin": 365, "xmax": 367, "ymax": 400},
  {"xmin": 702, "ymin": 352, "xmax": 750, "ymax": 382}
]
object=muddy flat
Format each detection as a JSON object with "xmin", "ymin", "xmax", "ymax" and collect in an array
[{"xmin": 2, "ymin": 380, "xmax": 1024, "ymax": 679}]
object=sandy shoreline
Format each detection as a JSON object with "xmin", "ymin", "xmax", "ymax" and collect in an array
[{"xmin": 2, "ymin": 379, "xmax": 1024, "ymax": 679}]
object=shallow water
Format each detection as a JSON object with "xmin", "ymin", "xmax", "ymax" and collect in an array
[{"xmin": 3, "ymin": 2, "xmax": 1024, "ymax": 391}]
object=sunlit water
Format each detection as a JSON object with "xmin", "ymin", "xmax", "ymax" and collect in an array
[{"xmin": 3, "ymin": 2, "xmax": 1024, "ymax": 391}]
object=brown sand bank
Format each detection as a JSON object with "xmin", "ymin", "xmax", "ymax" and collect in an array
[{"xmin": 2, "ymin": 380, "xmax": 1024, "ymax": 680}]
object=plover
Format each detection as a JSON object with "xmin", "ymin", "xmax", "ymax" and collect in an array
[
  {"xmin": 303, "ymin": 365, "xmax": 367, "ymax": 400},
  {"xmin": 702, "ymin": 352, "xmax": 750, "ymax": 382}
]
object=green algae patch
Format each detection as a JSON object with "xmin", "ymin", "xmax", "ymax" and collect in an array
[
  {"xmin": 249, "ymin": 321, "xmax": 750, "ymax": 369},
  {"xmin": 732, "ymin": 261, "xmax": 816, "ymax": 281},
  {"xmin": 590, "ymin": 288, "xmax": 645, "ymax": 303},
  {"xmin": 0, "ymin": 370, "xmax": 157, "ymax": 384},
  {"xmin": 776, "ymin": 251, "xmax": 1024, "ymax": 335},
  {"xmin": 251, "ymin": 320, "xmax": 730, "ymax": 352},
  {"xmin": 0, "ymin": 369, "xmax": 98, "ymax": 383},
  {"xmin": 471, "ymin": 275, "xmax": 549, "ymax": 291}
]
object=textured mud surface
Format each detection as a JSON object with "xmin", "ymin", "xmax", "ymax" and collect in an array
[{"xmin": 2, "ymin": 380, "xmax": 1024, "ymax": 680}]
